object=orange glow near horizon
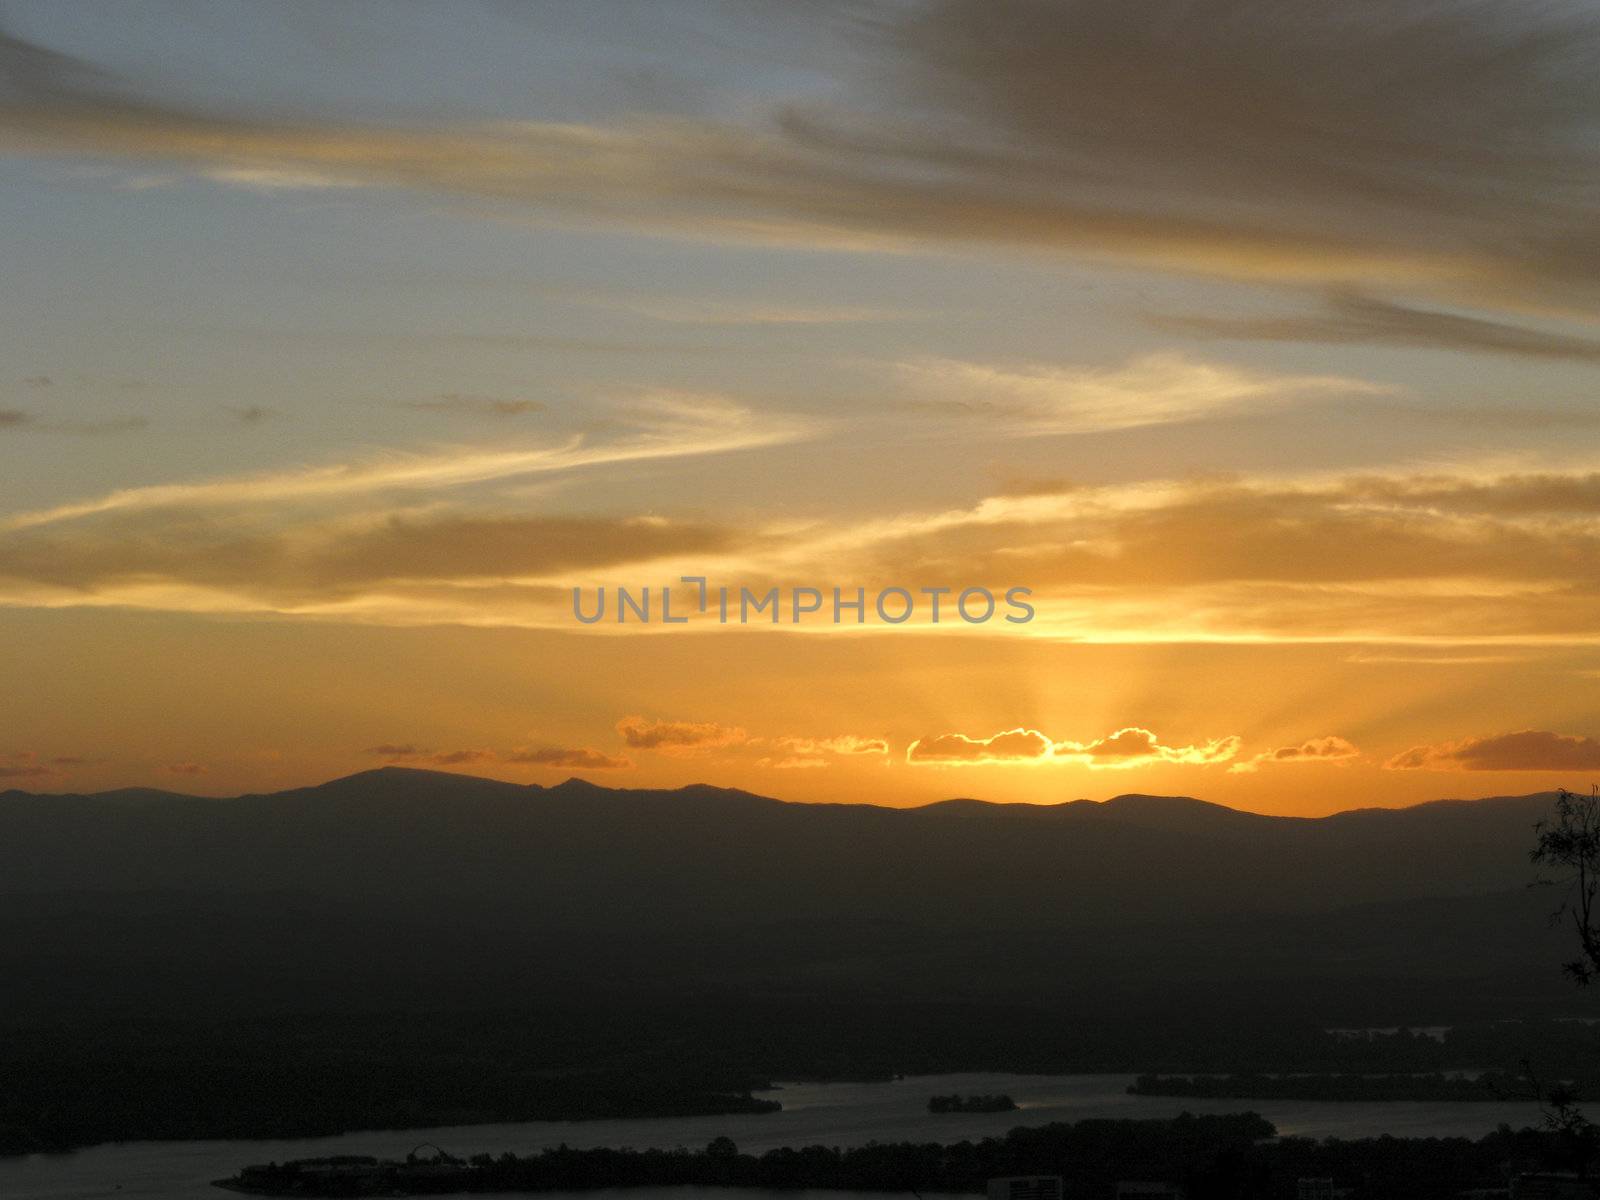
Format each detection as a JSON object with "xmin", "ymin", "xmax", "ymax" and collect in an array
[{"xmin": 3, "ymin": 606, "xmax": 1596, "ymax": 817}]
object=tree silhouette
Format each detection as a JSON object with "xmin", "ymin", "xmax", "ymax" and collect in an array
[
  {"xmin": 1533, "ymin": 787, "xmax": 1600, "ymax": 987},
  {"xmin": 1528, "ymin": 786, "xmax": 1600, "ymax": 1175}
]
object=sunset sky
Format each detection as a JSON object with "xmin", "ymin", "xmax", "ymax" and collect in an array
[{"xmin": 3, "ymin": 1, "xmax": 1600, "ymax": 813}]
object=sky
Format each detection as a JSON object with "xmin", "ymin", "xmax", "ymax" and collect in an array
[{"xmin": 3, "ymin": 0, "xmax": 1600, "ymax": 813}]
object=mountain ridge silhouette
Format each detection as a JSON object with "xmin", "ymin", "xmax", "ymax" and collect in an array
[
  {"xmin": 1, "ymin": 763, "xmax": 1561, "ymax": 821},
  {"xmin": 0, "ymin": 766, "xmax": 1573, "ymax": 1021},
  {"xmin": 0, "ymin": 767, "xmax": 1559, "ymax": 912}
]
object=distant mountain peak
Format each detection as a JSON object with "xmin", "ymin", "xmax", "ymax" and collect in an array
[
  {"xmin": 298, "ymin": 765, "xmax": 536, "ymax": 800},
  {"xmin": 1102, "ymin": 792, "xmax": 1212, "ymax": 809},
  {"xmin": 1073, "ymin": 792, "xmax": 1298, "ymax": 836},
  {"xmin": 322, "ymin": 765, "xmax": 459, "ymax": 783},
  {"xmin": 550, "ymin": 776, "xmax": 607, "ymax": 793}
]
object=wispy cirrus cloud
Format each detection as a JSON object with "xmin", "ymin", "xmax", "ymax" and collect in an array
[
  {"xmin": 6, "ymin": 3, "xmax": 1600, "ymax": 312},
  {"xmin": 7, "ymin": 460, "xmax": 1600, "ymax": 643},
  {"xmin": 9, "ymin": 411, "xmax": 1600, "ymax": 647},
  {"xmin": 893, "ymin": 352, "xmax": 1386, "ymax": 435},
  {"xmin": 1153, "ymin": 291, "xmax": 1600, "ymax": 364},
  {"xmin": 0, "ymin": 392, "xmax": 807, "ymax": 531}
]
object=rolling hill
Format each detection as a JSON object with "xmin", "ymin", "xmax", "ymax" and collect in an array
[{"xmin": 0, "ymin": 769, "xmax": 1573, "ymax": 1021}]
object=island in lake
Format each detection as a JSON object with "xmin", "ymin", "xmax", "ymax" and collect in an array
[
  {"xmin": 214, "ymin": 1115, "xmax": 1590, "ymax": 1198},
  {"xmin": 928, "ymin": 1092, "xmax": 1019, "ymax": 1113}
]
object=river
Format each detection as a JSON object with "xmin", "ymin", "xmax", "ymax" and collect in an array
[{"xmin": 0, "ymin": 1071, "xmax": 1548, "ymax": 1200}]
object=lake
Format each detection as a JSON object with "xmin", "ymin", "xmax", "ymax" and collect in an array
[{"xmin": 0, "ymin": 1071, "xmax": 1549, "ymax": 1200}]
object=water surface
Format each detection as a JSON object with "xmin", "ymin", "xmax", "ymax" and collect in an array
[{"xmin": 0, "ymin": 1071, "xmax": 1546, "ymax": 1200}]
